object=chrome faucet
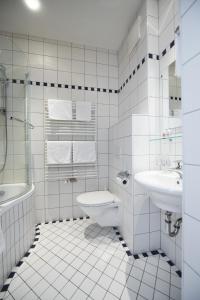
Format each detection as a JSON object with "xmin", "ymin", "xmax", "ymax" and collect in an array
[
  {"xmin": 168, "ymin": 160, "xmax": 183, "ymax": 179},
  {"xmin": 170, "ymin": 169, "xmax": 183, "ymax": 180}
]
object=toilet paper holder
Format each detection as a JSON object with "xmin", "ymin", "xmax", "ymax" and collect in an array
[{"xmin": 116, "ymin": 171, "xmax": 131, "ymax": 185}]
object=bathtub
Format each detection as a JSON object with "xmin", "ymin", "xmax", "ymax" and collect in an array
[
  {"xmin": 0, "ymin": 183, "xmax": 34, "ymax": 213},
  {"xmin": 0, "ymin": 183, "xmax": 35, "ymax": 289}
]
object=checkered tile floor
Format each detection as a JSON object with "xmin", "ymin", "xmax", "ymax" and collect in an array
[{"xmin": 1, "ymin": 219, "xmax": 181, "ymax": 300}]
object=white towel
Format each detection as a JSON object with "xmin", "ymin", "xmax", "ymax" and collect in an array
[
  {"xmin": 47, "ymin": 141, "xmax": 72, "ymax": 164},
  {"xmin": 48, "ymin": 99, "xmax": 72, "ymax": 120},
  {"xmin": 73, "ymin": 141, "xmax": 96, "ymax": 163},
  {"xmin": 0, "ymin": 225, "xmax": 5, "ymax": 255},
  {"xmin": 76, "ymin": 101, "xmax": 91, "ymax": 121}
]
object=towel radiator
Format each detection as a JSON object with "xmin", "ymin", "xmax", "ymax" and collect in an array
[{"xmin": 44, "ymin": 100, "xmax": 97, "ymax": 180}]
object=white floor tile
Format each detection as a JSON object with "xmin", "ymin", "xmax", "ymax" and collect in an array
[
  {"xmin": 70, "ymin": 271, "xmax": 85, "ymax": 286},
  {"xmin": 87, "ymin": 268, "xmax": 102, "ymax": 282},
  {"xmin": 139, "ymin": 282, "xmax": 154, "ymax": 300},
  {"xmin": 40, "ymin": 285, "xmax": 58, "ymax": 300},
  {"xmin": 62, "ymin": 265, "xmax": 77, "ymax": 280},
  {"xmin": 104, "ymin": 292, "xmax": 118, "ymax": 300},
  {"xmin": 121, "ymin": 287, "xmax": 137, "ymax": 300},
  {"xmin": 60, "ymin": 281, "xmax": 77, "ymax": 298},
  {"xmin": 98, "ymin": 273, "xmax": 113, "ymax": 290},
  {"xmin": 79, "ymin": 262, "xmax": 93, "ymax": 275},
  {"xmin": 153, "ymin": 290, "xmax": 169, "ymax": 300},
  {"xmin": 52, "ymin": 274, "xmax": 68, "ymax": 291},
  {"xmin": 2, "ymin": 220, "xmax": 181, "ymax": 300},
  {"xmin": 130, "ymin": 266, "xmax": 143, "ymax": 281},
  {"xmin": 155, "ymin": 278, "xmax": 170, "ymax": 296},
  {"xmin": 32, "ymin": 279, "xmax": 50, "ymax": 296},
  {"xmin": 71, "ymin": 289, "xmax": 88, "ymax": 300},
  {"xmin": 11, "ymin": 283, "xmax": 30, "ymax": 299},
  {"xmin": 114, "ymin": 270, "xmax": 127, "ymax": 285},
  {"xmin": 170, "ymin": 285, "xmax": 181, "ymax": 300},
  {"xmin": 126, "ymin": 275, "xmax": 140, "ymax": 293},
  {"xmin": 90, "ymin": 284, "xmax": 107, "ymax": 300},
  {"xmin": 80, "ymin": 277, "xmax": 96, "ymax": 294},
  {"xmin": 21, "ymin": 290, "xmax": 38, "ymax": 300},
  {"xmin": 109, "ymin": 280, "xmax": 124, "ymax": 298},
  {"xmin": 54, "ymin": 293, "xmax": 66, "ymax": 300},
  {"xmin": 142, "ymin": 272, "xmax": 156, "ymax": 288}
]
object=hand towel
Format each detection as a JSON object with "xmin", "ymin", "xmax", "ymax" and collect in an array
[
  {"xmin": 76, "ymin": 101, "xmax": 91, "ymax": 121},
  {"xmin": 0, "ymin": 225, "xmax": 5, "ymax": 255},
  {"xmin": 48, "ymin": 99, "xmax": 72, "ymax": 120},
  {"xmin": 47, "ymin": 141, "xmax": 72, "ymax": 164},
  {"xmin": 73, "ymin": 141, "xmax": 96, "ymax": 163}
]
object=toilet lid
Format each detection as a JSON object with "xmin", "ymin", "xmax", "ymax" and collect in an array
[{"xmin": 77, "ymin": 191, "xmax": 115, "ymax": 207}]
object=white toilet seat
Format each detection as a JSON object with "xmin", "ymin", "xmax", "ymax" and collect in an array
[
  {"xmin": 76, "ymin": 191, "xmax": 120, "ymax": 227},
  {"xmin": 77, "ymin": 191, "xmax": 116, "ymax": 207}
]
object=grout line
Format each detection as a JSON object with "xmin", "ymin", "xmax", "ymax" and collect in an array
[{"xmin": 0, "ymin": 217, "xmax": 182, "ymax": 300}]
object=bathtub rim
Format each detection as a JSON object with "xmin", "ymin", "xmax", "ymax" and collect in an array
[{"xmin": 0, "ymin": 183, "xmax": 35, "ymax": 216}]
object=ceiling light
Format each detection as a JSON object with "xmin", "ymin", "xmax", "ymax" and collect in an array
[{"xmin": 24, "ymin": 0, "xmax": 41, "ymax": 11}]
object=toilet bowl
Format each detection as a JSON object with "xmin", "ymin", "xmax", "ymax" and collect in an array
[{"xmin": 76, "ymin": 191, "xmax": 120, "ymax": 227}]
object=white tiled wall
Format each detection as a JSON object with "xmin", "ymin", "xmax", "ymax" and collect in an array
[
  {"xmin": 118, "ymin": 2, "xmax": 148, "ymax": 120},
  {"xmin": 158, "ymin": 0, "xmax": 182, "ymax": 270},
  {"xmin": 0, "ymin": 32, "xmax": 28, "ymax": 185},
  {"xmin": 109, "ymin": 0, "xmax": 183, "ymax": 263},
  {"xmin": 0, "ymin": 192, "xmax": 35, "ymax": 289},
  {"xmin": 0, "ymin": 1, "xmax": 186, "ymax": 273},
  {"xmin": 0, "ymin": 31, "xmax": 118, "ymax": 222},
  {"xmin": 109, "ymin": 0, "xmax": 162, "ymax": 254},
  {"xmin": 181, "ymin": 0, "xmax": 200, "ymax": 298},
  {"xmin": 109, "ymin": 116, "xmax": 134, "ymax": 250}
]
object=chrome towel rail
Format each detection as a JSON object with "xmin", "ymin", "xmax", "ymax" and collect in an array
[
  {"xmin": 10, "ymin": 116, "xmax": 35, "ymax": 129},
  {"xmin": 45, "ymin": 100, "xmax": 97, "ymax": 180}
]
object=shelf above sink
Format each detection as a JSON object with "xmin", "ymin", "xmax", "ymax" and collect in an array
[{"xmin": 149, "ymin": 135, "xmax": 182, "ymax": 142}]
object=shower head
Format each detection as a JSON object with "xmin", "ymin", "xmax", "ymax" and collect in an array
[{"xmin": 0, "ymin": 65, "xmax": 7, "ymax": 83}]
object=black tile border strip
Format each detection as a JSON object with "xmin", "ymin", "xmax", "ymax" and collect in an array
[
  {"xmin": 170, "ymin": 96, "xmax": 182, "ymax": 101},
  {"xmin": 0, "ymin": 223, "xmax": 40, "ymax": 297},
  {"xmin": 149, "ymin": 39, "xmax": 175, "ymax": 61},
  {"xmin": 0, "ymin": 216, "xmax": 92, "ymax": 296},
  {"xmin": 0, "ymin": 216, "xmax": 182, "ymax": 298},
  {"xmin": 119, "ymin": 38, "xmax": 176, "ymax": 94},
  {"xmin": 118, "ymin": 55, "xmax": 146, "ymax": 94},
  {"xmin": 9, "ymin": 39, "xmax": 176, "ymax": 101},
  {"xmin": 112, "ymin": 226, "xmax": 182, "ymax": 278},
  {"xmin": 10, "ymin": 79, "xmax": 118, "ymax": 94}
]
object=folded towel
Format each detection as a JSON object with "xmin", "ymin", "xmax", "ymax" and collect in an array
[
  {"xmin": 76, "ymin": 101, "xmax": 91, "ymax": 121},
  {"xmin": 0, "ymin": 225, "xmax": 5, "ymax": 255},
  {"xmin": 48, "ymin": 99, "xmax": 72, "ymax": 120},
  {"xmin": 73, "ymin": 141, "xmax": 96, "ymax": 163},
  {"xmin": 47, "ymin": 141, "xmax": 72, "ymax": 164}
]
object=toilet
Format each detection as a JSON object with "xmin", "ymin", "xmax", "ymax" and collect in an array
[{"xmin": 76, "ymin": 191, "xmax": 120, "ymax": 227}]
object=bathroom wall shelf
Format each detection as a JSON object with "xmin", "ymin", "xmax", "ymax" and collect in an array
[
  {"xmin": 45, "ymin": 100, "xmax": 97, "ymax": 180},
  {"xmin": 149, "ymin": 135, "xmax": 182, "ymax": 142}
]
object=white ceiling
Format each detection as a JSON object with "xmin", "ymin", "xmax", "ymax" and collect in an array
[{"xmin": 0, "ymin": 0, "xmax": 142, "ymax": 50}]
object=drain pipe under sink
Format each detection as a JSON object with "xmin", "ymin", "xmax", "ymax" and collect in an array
[{"xmin": 165, "ymin": 211, "xmax": 182, "ymax": 237}]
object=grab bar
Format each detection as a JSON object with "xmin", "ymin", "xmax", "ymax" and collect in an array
[{"xmin": 10, "ymin": 116, "xmax": 35, "ymax": 129}]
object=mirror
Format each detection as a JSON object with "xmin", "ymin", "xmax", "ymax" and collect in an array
[{"xmin": 168, "ymin": 62, "xmax": 181, "ymax": 117}]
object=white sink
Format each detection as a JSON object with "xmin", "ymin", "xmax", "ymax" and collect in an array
[{"xmin": 134, "ymin": 170, "xmax": 182, "ymax": 213}]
